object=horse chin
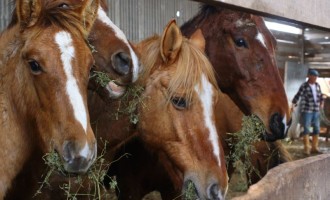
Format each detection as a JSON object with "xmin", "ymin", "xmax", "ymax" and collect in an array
[
  {"xmin": 262, "ymin": 129, "xmax": 285, "ymax": 142},
  {"xmin": 105, "ymin": 80, "xmax": 127, "ymax": 99}
]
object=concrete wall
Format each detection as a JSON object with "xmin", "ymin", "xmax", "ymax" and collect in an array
[
  {"xmin": 233, "ymin": 154, "xmax": 330, "ymax": 200},
  {"xmin": 195, "ymin": 0, "xmax": 330, "ymax": 30}
]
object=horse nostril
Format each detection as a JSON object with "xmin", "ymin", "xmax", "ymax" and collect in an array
[
  {"xmin": 62, "ymin": 141, "xmax": 93, "ymax": 174},
  {"xmin": 208, "ymin": 183, "xmax": 222, "ymax": 200},
  {"xmin": 112, "ymin": 52, "xmax": 131, "ymax": 75},
  {"xmin": 269, "ymin": 112, "xmax": 285, "ymax": 140}
]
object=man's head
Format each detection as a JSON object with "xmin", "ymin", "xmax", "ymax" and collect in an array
[{"xmin": 308, "ymin": 69, "xmax": 319, "ymax": 84}]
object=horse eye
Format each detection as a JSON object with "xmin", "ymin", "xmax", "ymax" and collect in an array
[
  {"xmin": 58, "ymin": 3, "xmax": 69, "ymax": 9},
  {"xmin": 234, "ymin": 38, "xmax": 248, "ymax": 48},
  {"xmin": 171, "ymin": 97, "xmax": 187, "ymax": 110},
  {"xmin": 28, "ymin": 60, "xmax": 42, "ymax": 75}
]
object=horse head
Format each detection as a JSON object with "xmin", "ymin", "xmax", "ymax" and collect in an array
[
  {"xmin": 87, "ymin": 0, "xmax": 140, "ymax": 99},
  {"xmin": 13, "ymin": 0, "xmax": 99, "ymax": 173},
  {"xmin": 136, "ymin": 20, "xmax": 228, "ymax": 199},
  {"xmin": 9, "ymin": 0, "xmax": 140, "ymax": 100},
  {"xmin": 181, "ymin": 5, "xmax": 291, "ymax": 141}
]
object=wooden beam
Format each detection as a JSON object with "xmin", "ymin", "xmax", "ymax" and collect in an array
[{"xmin": 192, "ymin": 0, "xmax": 330, "ymax": 30}]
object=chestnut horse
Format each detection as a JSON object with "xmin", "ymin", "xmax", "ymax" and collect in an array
[
  {"xmin": 181, "ymin": 4, "xmax": 290, "ymax": 141},
  {"xmin": 134, "ymin": 20, "xmax": 228, "ymax": 199},
  {"xmin": 111, "ymin": 92, "xmax": 291, "ymax": 199},
  {"xmin": 5, "ymin": 0, "xmax": 141, "ymax": 199},
  {"xmin": 0, "ymin": 0, "xmax": 99, "ymax": 198}
]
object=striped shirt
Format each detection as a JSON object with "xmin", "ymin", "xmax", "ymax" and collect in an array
[{"xmin": 292, "ymin": 82, "xmax": 323, "ymax": 113}]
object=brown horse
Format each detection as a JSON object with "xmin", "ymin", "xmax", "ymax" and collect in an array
[
  {"xmin": 180, "ymin": 3, "xmax": 292, "ymax": 184},
  {"xmin": 181, "ymin": 4, "xmax": 290, "ymax": 141},
  {"xmin": 134, "ymin": 20, "xmax": 228, "ymax": 199},
  {"xmin": 0, "ymin": 0, "xmax": 99, "ymax": 198},
  {"xmin": 4, "ymin": 0, "xmax": 141, "ymax": 199}
]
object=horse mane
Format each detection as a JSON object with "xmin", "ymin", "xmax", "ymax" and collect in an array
[
  {"xmin": 181, "ymin": 4, "xmax": 254, "ymax": 37},
  {"xmin": 138, "ymin": 34, "xmax": 218, "ymax": 103},
  {"xmin": 8, "ymin": 1, "xmax": 91, "ymax": 39},
  {"xmin": 181, "ymin": 4, "xmax": 222, "ymax": 36}
]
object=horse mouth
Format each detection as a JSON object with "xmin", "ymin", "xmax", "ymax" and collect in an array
[
  {"xmin": 105, "ymin": 80, "xmax": 127, "ymax": 99},
  {"xmin": 89, "ymin": 69, "xmax": 127, "ymax": 99}
]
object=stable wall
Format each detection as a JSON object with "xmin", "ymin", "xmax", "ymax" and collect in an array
[{"xmin": 233, "ymin": 154, "xmax": 330, "ymax": 200}]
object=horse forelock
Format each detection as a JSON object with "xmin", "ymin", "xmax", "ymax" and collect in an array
[
  {"xmin": 181, "ymin": 4, "xmax": 219, "ymax": 36},
  {"xmin": 39, "ymin": 2, "xmax": 88, "ymax": 38},
  {"xmin": 168, "ymin": 39, "xmax": 218, "ymax": 103},
  {"xmin": 138, "ymin": 34, "xmax": 218, "ymax": 104},
  {"xmin": 9, "ymin": 1, "xmax": 89, "ymax": 40}
]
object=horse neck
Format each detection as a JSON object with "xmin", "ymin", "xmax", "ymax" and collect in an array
[
  {"xmin": 87, "ymin": 89, "xmax": 138, "ymax": 158},
  {"xmin": 216, "ymin": 92, "xmax": 243, "ymax": 135}
]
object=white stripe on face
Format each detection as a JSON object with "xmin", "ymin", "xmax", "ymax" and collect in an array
[
  {"xmin": 195, "ymin": 74, "xmax": 221, "ymax": 166},
  {"xmin": 79, "ymin": 141, "xmax": 90, "ymax": 158},
  {"xmin": 97, "ymin": 6, "xmax": 139, "ymax": 82},
  {"xmin": 256, "ymin": 32, "xmax": 267, "ymax": 48},
  {"xmin": 283, "ymin": 115, "xmax": 289, "ymax": 136},
  {"xmin": 55, "ymin": 31, "xmax": 88, "ymax": 133}
]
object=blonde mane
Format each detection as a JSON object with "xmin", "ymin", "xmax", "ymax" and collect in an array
[{"xmin": 138, "ymin": 34, "xmax": 218, "ymax": 103}]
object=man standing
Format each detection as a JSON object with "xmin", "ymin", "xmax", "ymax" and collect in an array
[{"xmin": 292, "ymin": 69, "xmax": 323, "ymax": 155}]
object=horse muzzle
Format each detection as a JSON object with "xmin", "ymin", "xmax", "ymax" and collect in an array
[
  {"xmin": 264, "ymin": 112, "xmax": 287, "ymax": 142},
  {"xmin": 183, "ymin": 179, "xmax": 226, "ymax": 200},
  {"xmin": 62, "ymin": 141, "xmax": 97, "ymax": 174}
]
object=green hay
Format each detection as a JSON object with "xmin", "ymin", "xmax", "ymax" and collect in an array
[
  {"xmin": 90, "ymin": 71, "xmax": 145, "ymax": 125},
  {"xmin": 226, "ymin": 114, "xmax": 265, "ymax": 184},
  {"xmin": 114, "ymin": 85, "xmax": 145, "ymax": 125},
  {"xmin": 91, "ymin": 71, "xmax": 113, "ymax": 88},
  {"xmin": 183, "ymin": 181, "xmax": 198, "ymax": 200},
  {"xmin": 34, "ymin": 140, "xmax": 118, "ymax": 200},
  {"xmin": 172, "ymin": 180, "xmax": 198, "ymax": 200}
]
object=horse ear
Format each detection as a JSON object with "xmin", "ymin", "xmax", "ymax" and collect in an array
[
  {"xmin": 16, "ymin": 0, "xmax": 42, "ymax": 28},
  {"xmin": 189, "ymin": 29, "xmax": 206, "ymax": 52},
  {"xmin": 160, "ymin": 19, "xmax": 183, "ymax": 64},
  {"xmin": 79, "ymin": 0, "xmax": 100, "ymax": 34}
]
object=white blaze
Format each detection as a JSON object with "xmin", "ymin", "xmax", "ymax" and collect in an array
[
  {"xmin": 80, "ymin": 141, "xmax": 90, "ymax": 158},
  {"xmin": 256, "ymin": 31, "xmax": 267, "ymax": 48},
  {"xmin": 97, "ymin": 6, "xmax": 139, "ymax": 82},
  {"xmin": 55, "ymin": 31, "xmax": 88, "ymax": 133},
  {"xmin": 195, "ymin": 74, "xmax": 221, "ymax": 166}
]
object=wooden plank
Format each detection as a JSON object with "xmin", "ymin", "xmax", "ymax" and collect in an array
[{"xmin": 192, "ymin": 0, "xmax": 330, "ymax": 30}]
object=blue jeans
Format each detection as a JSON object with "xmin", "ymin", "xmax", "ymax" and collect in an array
[{"xmin": 301, "ymin": 112, "xmax": 320, "ymax": 135}]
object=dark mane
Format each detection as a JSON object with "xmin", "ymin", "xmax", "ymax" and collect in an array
[{"xmin": 181, "ymin": 4, "xmax": 220, "ymax": 36}]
